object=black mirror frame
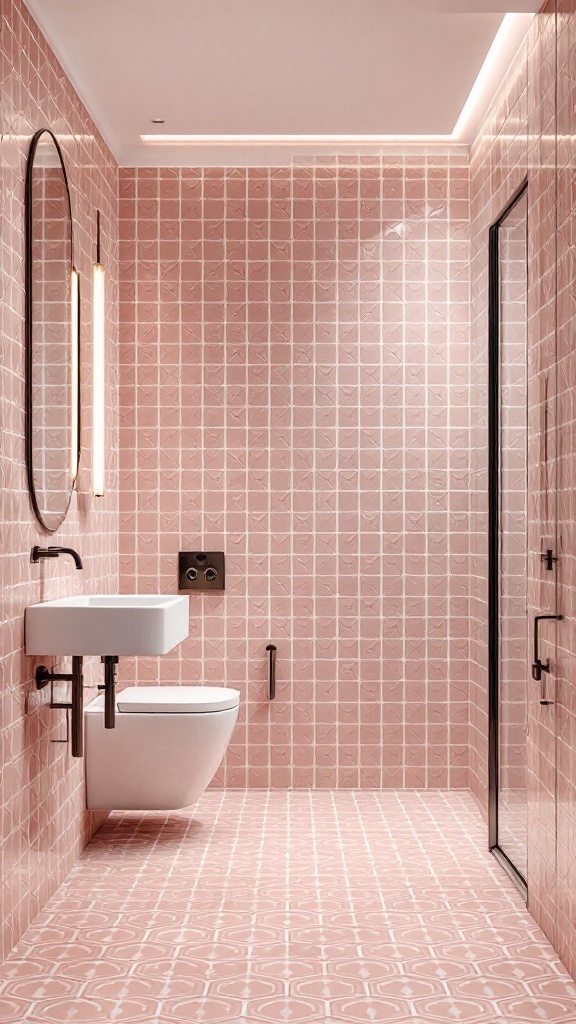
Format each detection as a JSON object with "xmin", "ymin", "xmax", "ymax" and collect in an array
[{"xmin": 25, "ymin": 128, "xmax": 81, "ymax": 533}]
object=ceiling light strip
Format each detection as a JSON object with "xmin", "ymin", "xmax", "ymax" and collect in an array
[
  {"xmin": 140, "ymin": 134, "xmax": 454, "ymax": 146},
  {"xmin": 452, "ymin": 12, "xmax": 535, "ymax": 141}
]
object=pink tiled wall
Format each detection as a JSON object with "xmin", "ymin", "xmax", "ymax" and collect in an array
[
  {"xmin": 118, "ymin": 159, "xmax": 471, "ymax": 790},
  {"xmin": 470, "ymin": 0, "xmax": 576, "ymax": 982},
  {"xmin": 469, "ymin": 26, "xmax": 531, "ymax": 817},
  {"xmin": 0, "ymin": 0, "xmax": 119, "ymax": 960},
  {"xmin": 524, "ymin": 5, "xmax": 559, "ymax": 957},
  {"xmin": 554, "ymin": 2, "xmax": 576, "ymax": 980},
  {"xmin": 5, "ymin": 0, "xmax": 576, "ymax": 987}
]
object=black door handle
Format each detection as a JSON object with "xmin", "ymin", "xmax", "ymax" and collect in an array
[
  {"xmin": 532, "ymin": 614, "xmax": 562, "ymax": 704},
  {"xmin": 532, "ymin": 614, "xmax": 562, "ymax": 681}
]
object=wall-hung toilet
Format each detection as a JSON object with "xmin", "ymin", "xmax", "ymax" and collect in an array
[{"xmin": 85, "ymin": 686, "xmax": 240, "ymax": 810}]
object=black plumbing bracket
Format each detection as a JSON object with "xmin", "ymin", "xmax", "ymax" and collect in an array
[
  {"xmin": 36, "ymin": 657, "xmax": 84, "ymax": 755},
  {"xmin": 98, "ymin": 655, "xmax": 118, "ymax": 729}
]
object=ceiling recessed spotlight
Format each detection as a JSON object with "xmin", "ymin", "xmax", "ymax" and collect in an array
[{"xmin": 151, "ymin": 118, "xmax": 165, "ymax": 124}]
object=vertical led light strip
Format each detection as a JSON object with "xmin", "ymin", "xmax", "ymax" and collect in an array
[
  {"xmin": 92, "ymin": 211, "xmax": 106, "ymax": 497},
  {"xmin": 70, "ymin": 266, "xmax": 79, "ymax": 480}
]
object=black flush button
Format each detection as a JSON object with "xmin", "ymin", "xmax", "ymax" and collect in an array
[{"xmin": 178, "ymin": 552, "xmax": 225, "ymax": 592}]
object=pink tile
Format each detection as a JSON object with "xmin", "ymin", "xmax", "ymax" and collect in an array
[
  {"xmin": 118, "ymin": 158, "xmax": 472, "ymax": 796},
  {"xmin": 3, "ymin": 792, "xmax": 574, "ymax": 1022},
  {"xmin": 0, "ymin": 0, "xmax": 119, "ymax": 963}
]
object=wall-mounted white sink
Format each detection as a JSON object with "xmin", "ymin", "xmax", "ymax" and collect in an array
[{"xmin": 25, "ymin": 595, "xmax": 190, "ymax": 657}]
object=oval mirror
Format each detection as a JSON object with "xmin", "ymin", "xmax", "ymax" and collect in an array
[{"xmin": 25, "ymin": 128, "xmax": 80, "ymax": 533}]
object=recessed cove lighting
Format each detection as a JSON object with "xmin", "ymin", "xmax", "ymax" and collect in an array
[
  {"xmin": 140, "ymin": 133, "xmax": 453, "ymax": 146},
  {"xmin": 139, "ymin": 14, "xmax": 535, "ymax": 152},
  {"xmin": 452, "ymin": 13, "xmax": 533, "ymax": 142}
]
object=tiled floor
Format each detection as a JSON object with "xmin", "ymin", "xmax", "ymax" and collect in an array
[
  {"xmin": 498, "ymin": 788, "xmax": 528, "ymax": 881},
  {"xmin": 0, "ymin": 791, "xmax": 575, "ymax": 1023}
]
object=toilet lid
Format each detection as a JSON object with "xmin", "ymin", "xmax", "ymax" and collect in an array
[{"xmin": 116, "ymin": 686, "xmax": 240, "ymax": 713}]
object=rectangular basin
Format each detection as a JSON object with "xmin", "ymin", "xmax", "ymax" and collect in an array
[{"xmin": 25, "ymin": 594, "xmax": 190, "ymax": 657}]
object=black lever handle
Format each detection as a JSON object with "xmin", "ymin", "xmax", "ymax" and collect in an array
[{"xmin": 532, "ymin": 614, "xmax": 563, "ymax": 704}]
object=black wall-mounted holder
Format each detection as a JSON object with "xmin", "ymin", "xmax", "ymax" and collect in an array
[
  {"xmin": 36, "ymin": 654, "xmax": 119, "ymax": 755},
  {"xmin": 178, "ymin": 552, "xmax": 225, "ymax": 592},
  {"xmin": 266, "ymin": 644, "xmax": 277, "ymax": 700},
  {"xmin": 36, "ymin": 657, "xmax": 84, "ymax": 756}
]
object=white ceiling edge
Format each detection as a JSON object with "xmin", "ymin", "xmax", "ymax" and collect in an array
[
  {"xmin": 23, "ymin": 2, "xmax": 534, "ymax": 168},
  {"xmin": 121, "ymin": 141, "xmax": 471, "ymax": 169},
  {"xmin": 24, "ymin": 0, "xmax": 122, "ymax": 161}
]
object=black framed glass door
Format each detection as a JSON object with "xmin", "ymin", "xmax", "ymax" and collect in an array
[{"xmin": 488, "ymin": 181, "xmax": 529, "ymax": 897}]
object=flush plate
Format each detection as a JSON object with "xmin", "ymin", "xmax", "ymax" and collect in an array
[{"xmin": 178, "ymin": 552, "xmax": 225, "ymax": 592}]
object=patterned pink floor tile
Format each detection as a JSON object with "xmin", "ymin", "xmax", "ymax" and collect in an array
[
  {"xmin": 291, "ymin": 978, "xmax": 367, "ymax": 999},
  {"xmin": 210, "ymin": 978, "xmax": 283, "ymax": 998},
  {"xmin": 1, "ymin": 791, "xmax": 575, "ymax": 1023},
  {"xmin": 162, "ymin": 995, "xmax": 244, "ymax": 1021},
  {"xmin": 24, "ymin": 996, "xmax": 150, "ymax": 1022},
  {"xmin": 253, "ymin": 960, "xmax": 322, "ymax": 981},
  {"xmin": 1, "ymin": 977, "xmax": 79, "ymax": 1000},
  {"xmin": 330, "ymin": 996, "xmax": 413, "ymax": 1021},
  {"xmin": 0, "ymin": 997, "xmax": 34, "ymax": 1022},
  {"xmin": 258, "ymin": 997, "xmax": 329, "ymax": 1020},
  {"xmin": 83, "ymin": 975, "xmax": 205, "ymax": 999}
]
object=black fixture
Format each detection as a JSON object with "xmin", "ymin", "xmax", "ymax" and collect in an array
[
  {"xmin": 37, "ymin": 651, "xmax": 120, "ymax": 756},
  {"xmin": 266, "ymin": 644, "xmax": 277, "ymax": 700},
  {"xmin": 98, "ymin": 656, "xmax": 118, "ymax": 729},
  {"xmin": 178, "ymin": 551, "xmax": 225, "ymax": 591},
  {"xmin": 532, "ymin": 614, "xmax": 563, "ymax": 703},
  {"xmin": 36, "ymin": 657, "xmax": 84, "ymax": 757},
  {"xmin": 540, "ymin": 548, "xmax": 557, "ymax": 571},
  {"xmin": 31, "ymin": 545, "xmax": 83, "ymax": 569}
]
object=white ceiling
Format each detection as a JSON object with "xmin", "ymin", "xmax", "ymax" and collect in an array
[{"xmin": 25, "ymin": 0, "xmax": 539, "ymax": 166}]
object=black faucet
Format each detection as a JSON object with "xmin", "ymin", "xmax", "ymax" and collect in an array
[{"xmin": 31, "ymin": 545, "xmax": 83, "ymax": 570}]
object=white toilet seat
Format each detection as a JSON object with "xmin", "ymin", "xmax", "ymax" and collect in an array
[{"xmin": 116, "ymin": 685, "xmax": 240, "ymax": 714}]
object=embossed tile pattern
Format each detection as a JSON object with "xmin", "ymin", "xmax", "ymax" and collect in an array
[
  {"xmin": 117, "ymin": 160, "xmax": 471, "ymax": 791},
  {"xmin": 0, "ymin": 791, "xmax": 574, "ymax": 1023},
  {"xmin": 0, "ymin": 0, "xmax": 119, "ymax": 960},
  {"xmin": 469, "ymin": 4, "xmax": 576, "ymax": 976}
]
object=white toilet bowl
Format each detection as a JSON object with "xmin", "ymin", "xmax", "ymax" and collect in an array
[{"xmin": 84, "ymin": 686, "xmax": 240, "ymax": 810}]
